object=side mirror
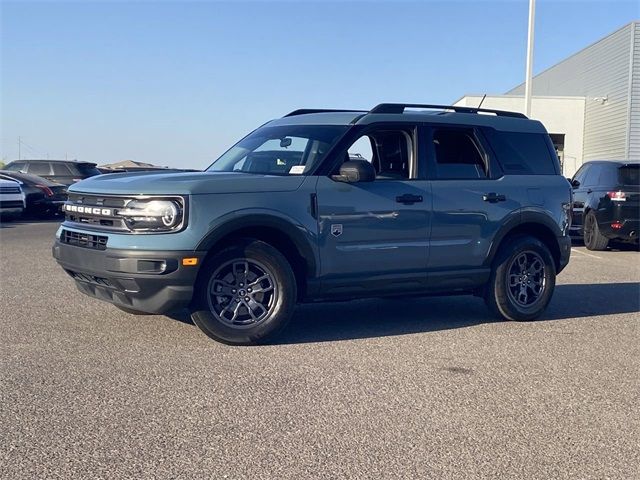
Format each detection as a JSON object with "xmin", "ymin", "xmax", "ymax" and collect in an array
[
  {"xmin": 332, "ymin": 160, "xmax": 376, "ymax": 183},
  {"xmin": 570, "ymin": 178, "xmax": 580, "ymax": 188}
]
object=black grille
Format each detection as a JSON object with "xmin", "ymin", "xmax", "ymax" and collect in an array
[
  {"xmin": 67, "ymin": 193, "xmax": 128, "ymax": 208},
  {"xmin": 67, "ymin": 270, "xmax": 114, "ymax": 288},
  {"xmin": 0, "ymin": 186, "xmax": 21, "ymax": 194},
  {"xmin": 60, "ymin": 229, "xmax": 108, "ymax": 250},
  {"xmin": 64, "ymin": 193, "xmax": 129, "ymax": 231}
]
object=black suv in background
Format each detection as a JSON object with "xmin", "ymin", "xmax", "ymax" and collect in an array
[
  {"xmin": 570, "ymin": 160, "xmax": 640, "ymax": 250},
  {"xmin": 4, "ymin": 159, "xmax": 101, "ymax": 186},
  {"xmin": 0, "ymin": 171, "xmax": 67, "ymax": 217}
]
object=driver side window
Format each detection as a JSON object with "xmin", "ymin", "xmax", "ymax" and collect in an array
[{"xmin": 345, "ymin": 129, "xmax": 413, "ymax": 180}]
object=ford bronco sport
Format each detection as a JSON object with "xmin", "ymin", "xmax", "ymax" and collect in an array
[{"xmin": 53, "ymin": 103, "xmax": 572, "ymax": 345}]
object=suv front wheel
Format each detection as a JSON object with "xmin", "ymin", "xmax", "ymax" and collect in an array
[
  {"xmin": 485, "ymin": 235, "xmax": 556, "ymax": 321},
  {"xmin": 190, "ymin": 239, "xmax": 297, "ymax": 345}
]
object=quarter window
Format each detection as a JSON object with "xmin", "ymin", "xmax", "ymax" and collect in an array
[{"xmin": 432, "ymin": 129, "xmax": 487, "ymax": 179}]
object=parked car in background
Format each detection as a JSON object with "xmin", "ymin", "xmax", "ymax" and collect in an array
[
  {"xmin": 0, "ymin": 178, "xmax": 25, "ymax": 220},
  {"xmin": 570, "ymin": 160, "xmax": 640, "ymax": 250},
  {"xmin": 4, "ymin": 159, "xmax": 101, "ymax": 186},
  {"xmin": 0, "ymin": 171, "xmax": 67, "ymax": 217}
]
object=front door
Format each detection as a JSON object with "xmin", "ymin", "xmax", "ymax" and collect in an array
[{"xmin": 315, "ymin": 126, "xmax": 431, "ymax": 296}]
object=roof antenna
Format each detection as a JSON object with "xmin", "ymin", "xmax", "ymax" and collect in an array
[{"xmin": 477, "ymin": 94, "xmax": 487, "ymax": 109}]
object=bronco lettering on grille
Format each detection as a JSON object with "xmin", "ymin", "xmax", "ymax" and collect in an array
[{"xmin": 63, "ymin": 204, "xmax": 114, "ymax": 216}]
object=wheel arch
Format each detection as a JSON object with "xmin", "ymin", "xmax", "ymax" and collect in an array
[
  {"xmin": 195, "ymin": 213, "xmax": 317, "ymax": 300},
  {"xmin": 486, "ymin": 212, "xmax": 563, "ymax": 272}
]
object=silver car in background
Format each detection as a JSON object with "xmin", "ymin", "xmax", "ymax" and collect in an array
[{"xmin": 0, "ymin": 178, "xmax": 25, "ymax": 220}]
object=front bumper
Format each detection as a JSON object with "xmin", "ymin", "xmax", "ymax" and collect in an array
[{"xmin": 52, "ymin": 241, "xmax": 205, "ymax": 314}]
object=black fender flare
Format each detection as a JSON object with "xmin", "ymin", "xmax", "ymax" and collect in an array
[
  {"xmin": 195, "ymin": 211, "xmax": 318, "ymax": 277},
  {"xmin": 483, "ymin": 209, "xmax": 563, "ymax": 268}
]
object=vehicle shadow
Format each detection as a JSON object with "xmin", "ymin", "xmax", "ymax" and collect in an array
[
  {"xmin": 0, "ymin": 217, "xmax": 63, "ymax": 229},
  {"xmin": 273, "ymin": 282, "xmax": 640, "ymax": 345}
]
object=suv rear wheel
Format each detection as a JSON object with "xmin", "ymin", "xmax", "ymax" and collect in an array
[
  {"xmin": 190, "ymin": 239, "xmax": 297, "ymax": 345},
  {"xmin": 583, "ymin": 211, "xmax": 609, "ymax": 251},
  {"xmin": 485, "ymin": 235, "xmax": 556, "ymax": 321}
]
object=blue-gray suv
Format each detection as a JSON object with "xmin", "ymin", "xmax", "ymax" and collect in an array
[{"xmin": 53, "ymin": 103, "xmax": 572, "ymax": 345}]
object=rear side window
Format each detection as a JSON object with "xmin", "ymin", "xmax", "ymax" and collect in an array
[
  {"xmin": 598, "ymin": 164, "xmax": 619, "ymax": 185},
  {"xmin": 52, "ymin": 163, "xmax": 73, "ymax": 176},
  {"xmin": 583, "ymin": 165, "xmax": 600, "ymax": 187},
  {"xmin": 432, "ymin": 128, "xmax": 487, "ymax": 179},
  {"xmin": 485, "ymin": 130, "xmax": 557, "ymax": 175},
  {"xmin": 619, "ymin": 165, "xmax": 640, "ymax": 185},
  {"xmin": 27, "ymin": 162, "xmax": 51, "ymax": 176}
]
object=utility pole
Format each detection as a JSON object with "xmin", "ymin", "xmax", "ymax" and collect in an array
[{"xmin": 524, "ymin": 0, "xmax": 536, "ymax": 117}]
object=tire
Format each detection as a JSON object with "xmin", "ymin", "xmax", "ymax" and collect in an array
[
  {"xmin": 485, "ymin": 235, "xmax": 556, "ymax": 321},
  {"xmin": 583, "ymin": 211, "xmax": 609, "ymax": 251},
  {"xmin": 190, "ymin": 239, "xmax": 297, "ymax": 346},
  {"xmin": 114, "ymin": 305, "xmax": 151, "ymax": 315}
]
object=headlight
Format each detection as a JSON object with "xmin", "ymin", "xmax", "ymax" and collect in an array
[{"xmin": 117, "ymin": 198, "xmax": 185, "ymax": 232}]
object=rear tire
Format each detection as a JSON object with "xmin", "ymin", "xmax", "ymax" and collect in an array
[
  {"xmin": 190, "ymin": 239, "xmax": 297, "ymax": 346},
  {"xmin": 485, "ymin": 235, "xmax": 556, "ymax": 321},
  {"xmin": 583, "ymin": 211, "xmax": 609, "ymax": 251}
]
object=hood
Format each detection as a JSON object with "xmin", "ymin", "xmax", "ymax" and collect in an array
[{"xmin": 69, "ymin": 171, "xmax": 307, "ymax": 195}]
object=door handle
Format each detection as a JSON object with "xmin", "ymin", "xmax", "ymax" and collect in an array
[
  {"xmin": 482, "ymin": 192, "xmax": 506, "ymax": 203},
  {"xmin": 396, "ymin": 194, "xmax": 423, "ymax": 205}
]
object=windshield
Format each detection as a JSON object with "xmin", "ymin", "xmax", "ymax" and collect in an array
[{"xmin": 207, "ymin": 125, "xmax": 348, "ymax": 175}]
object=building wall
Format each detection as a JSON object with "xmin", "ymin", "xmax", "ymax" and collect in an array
[
  {"xmin": 455, "ymin": 95, "xmax": 586, "ymax": 175},
  {"xmin": 508, "ymin": 23, "xmax": 635, "ymax": 162},
  {"xmin": 629, "ymin": 23, "xmax": 640, "ymax": 161}
]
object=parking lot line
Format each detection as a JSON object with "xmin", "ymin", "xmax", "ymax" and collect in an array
[{"xmin": 571, "ymin": 248, "xmax": 602, "ymax": 260}]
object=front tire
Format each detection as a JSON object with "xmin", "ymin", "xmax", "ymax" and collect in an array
[
  {"xmin": 583, "ymin": 211, "xmax": 609, "ymax": 251},
  {"xmin": 190, "ymin": 239, "xmax": 297, "ymax": 345},
  {"xmin": 485, "ymin": 235, "xmax": 556, "ymax": 321}
]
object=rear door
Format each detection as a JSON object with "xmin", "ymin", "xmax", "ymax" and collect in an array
[{"xmin": 424, "ymin": 124, "xmax": 522, "ymax": 276}]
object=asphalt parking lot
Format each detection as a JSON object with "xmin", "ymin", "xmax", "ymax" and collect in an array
[{"xmin": 1, "ymin": 220, "xmax": 639, "ymax": 479}]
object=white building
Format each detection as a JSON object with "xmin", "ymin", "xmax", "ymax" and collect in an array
[{"xmin": 455, "ymin": 21, "xmax": 639, "ymax": 176}]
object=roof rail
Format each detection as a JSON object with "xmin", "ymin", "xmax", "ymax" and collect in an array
[
  {"xmin": 284, "ymin": 108, "xmax": 367, "ymax": 117},
  {"xmin": 370, "ymin": 103, "xmax": 528, "ymax": 119}
]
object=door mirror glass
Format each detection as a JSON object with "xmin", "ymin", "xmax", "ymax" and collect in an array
[
  {"xmin": 570, "ymin": 179, "xmax": 580, "ymax": 188},
  {"xmin": 333, "ymin": 160, "xmax": 376, "ymax": 183}
]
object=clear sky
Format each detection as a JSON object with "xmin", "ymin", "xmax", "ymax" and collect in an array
[{"xmin": 1, "ymin": 0, "xmax": 638, "ymax": 168}]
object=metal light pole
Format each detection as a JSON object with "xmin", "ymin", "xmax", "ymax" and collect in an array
[{"xmin": 524, "ymin": 0, "xmax": 536, "ymax": 117}]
